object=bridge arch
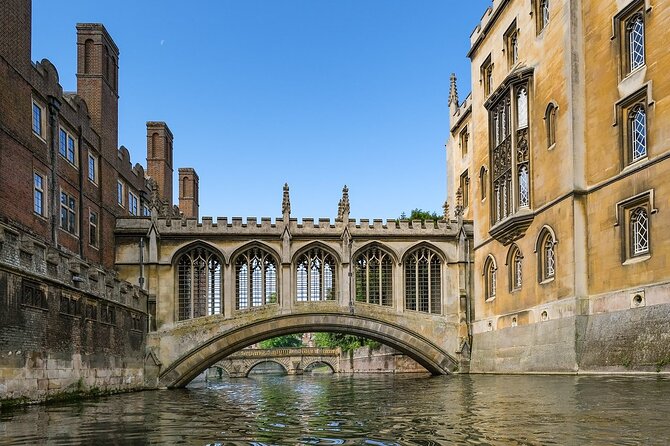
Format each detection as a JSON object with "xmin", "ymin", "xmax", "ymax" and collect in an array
[
  {"xmin": 303, "ymin": 359, "xmax": 337, "ymax": 374},
  {"xmin": 246, "ymin": 359, "xmax": 289, "ymax": 376},
  {"xmin": 157, "ymin": 312, "xmax": 458, "ymax": 388}
]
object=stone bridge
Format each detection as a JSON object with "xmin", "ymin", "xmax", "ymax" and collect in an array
[
  {"xmin": 115, "ymin": 187, "xmax": 473, "ymax": 388},
  {"xmin": 212, "ymin": 347, "xmax": 341, "ymax": 377}
]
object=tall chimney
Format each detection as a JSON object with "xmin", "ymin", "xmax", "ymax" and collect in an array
[
  {"xmin": 178, "ymin": 168, "xmax": 199, "ymax": 219},
  {"xmin": 146, "ymin": 121, "xmax": 174, "ymax": 206}
]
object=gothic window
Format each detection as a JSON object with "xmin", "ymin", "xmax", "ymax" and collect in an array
[
  {"xmin": 491, "ymin": 81, "xmax": 532, "ymax": 224},
  {"xmin": 505, "ymin": 21, "xmax": 519, "ymax": 68},
  {"xmin": 537, "ymin": 0, "xmax": 550, "ymax": 32},
  {"xmin": 508, "ymin": 245, "xmax": 523, "ymax": 291},
  {"xmin": 629, "ymin": 104, "xmax": 647, "ymax": 163},
  {"xmin": 235, "ymin": 246, "xmax": 278, "ymax": 310},
  {"xmin": 484, "ymin": 256, "xmax": 497, "ymax": 301},
  {"xmin": 627, "ymin": 13, "xmax": 645, "ymax": 73},
  {"xmin": 177, "ymin": 246, "xmax": 222, "ymax": 321},
  {"xmin": 404, "ymin": 247, "xmax": 441, "ymax": 314},
  {"xmin": 296, "ymin": 247, "xmax": 336, "ymax": 302},
  {"xmin": 630, "ymin": 207, "xmax": 649, "ymax": 256},
  {"xmin": 481, "ymin": 56, "xmax": 493, "ymax": 97},
  {"xmin": 355, "ymin": 246, "xmax": 393, "ymax": 306},
  {"xmin": 479, "ymin": 166, "xmax": 488, "ymax": 200},
  {"xmin": 545, "ymin": 103, "xmax": 557, "ymax": 148},
  {"xmin": 460, "ymin": 170, "xmax": 470, "ymax": 208},
  {"xmin": 537, "ymin": 229, "xmax": 556, "ymax": 282}
]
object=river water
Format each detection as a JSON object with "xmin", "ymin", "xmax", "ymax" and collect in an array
[{"xmin": 1, "ymin": 374, "xmax": 669, "ymax": 445}]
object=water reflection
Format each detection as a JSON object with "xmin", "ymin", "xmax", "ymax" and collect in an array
[{"xmin": 1, "ymin": 374, "xmax": 669, "ymax": 445}]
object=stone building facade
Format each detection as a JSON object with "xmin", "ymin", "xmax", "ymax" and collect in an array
[
  {"xmin": 447, "ymin": 0, "xmax": 670, "ymax": 373},
  {"xmin": 0, "ymin": 0, "xmax": 198, "ymax": 403}
]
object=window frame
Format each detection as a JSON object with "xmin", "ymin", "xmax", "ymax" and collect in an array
[
  {"xmin": 234, "ymin": 246, "xmax": 280, "ymax": 310},
  {"xmin": 89, "ymin": 209, "xmax": 99, "ymax": 249},
  {"xmin": 544, "ymin": 103, "xmax": 558, "ymax": 149},
  {"xmin": 354, "ymin": 245, "xmax": 394, "ymax": 307},
  {"xmin": 459, "ymin": 170, "xmax": 470, "ymax": 209},
  {"xmin": 483, "ymin": 255, "xmax": 497, "ymax": 302},
  {"xmin": 535, "ymin": 228, "xmax": 557, "ymax": 283},
  {"xmin": 614, "ymin": 2, "xmax": 647, "ymax": 78},
  {"xmin": 87, "ymin": 151, "xmax": 99, "ymax": 185},
  {"xmin": 481, "ymin": 55, "xmax": 493, "ymax": 97},
  {"xmin": 404, "ymin": 246, "xmax": 442, "ymax": 314},
  {"xmin": 58, "ymin": 126, "xmax": 78, "ymax": 167},
  {"xmin": 536, "ymin": 0, "xmax": 550, "ymax": 34},
  {"xmin": 504, "ymin": 21, "xmax": 519, "ymax": 69},
  {"xmin": 617, "ymin": 87, "xmax": 650, "ymax": 168},
  {"xmin": 616, "ymin": 190, "xmax": 656, "ymax": 264},
  {"xmin": 507, "ymin": 245, "xmax": 523, "ymax": 292},
  {"xmin": 59, "ymin": 189, "xmax": 77, "ymax": 236},
  {"xmin": 128, "ymin": 190, "xmax": 139, "ymax": 216},
  {"xmin": 32, "ymin": 99, "xmax": 46, "ymax": 139},
  {"xmin": 117, "ymin": 180, "xmax": 125, "ymax": 208},
  {"xmin": 34, "ymin": 171, "xmax": 46, "ymax": 217}
]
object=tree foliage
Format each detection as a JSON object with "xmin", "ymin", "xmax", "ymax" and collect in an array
[
  {"xmin": 400, "ymin": 208, "xmax": 441, "ymax": 222},
  {"xmin": 312, "ymin": 332, "xmax": 379, "ymax": 352},
  {"xmin": 258, "ymin": 334, "xmax": 303, "ymax": 349}
]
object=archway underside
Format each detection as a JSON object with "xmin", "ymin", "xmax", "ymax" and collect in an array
[{"xmin": 159, "ymin": 313, "xmax": 458, "ymax": 388}]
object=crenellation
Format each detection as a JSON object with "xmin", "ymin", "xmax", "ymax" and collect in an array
[{"xmin": 247, "ymin": 217, "xmax": 258, "ymax": 227}]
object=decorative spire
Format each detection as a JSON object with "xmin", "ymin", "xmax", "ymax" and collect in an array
[
  {"xmin": 337, "ymin": 185, "xmax": 350, "ymax": 222},
  {"xmin": 448, "ymin": 73, "xmax": 459, "ymax": 107},
  {"xmin": 282, "ymin": 183, "xmax": 291, "ymax": 218},
  {"xmin": 443, "ymin": 200, "xmax": 450, "ymax": 221},
  {"xmin": 455, "ymin": 187, "xmax": 464, "ymax": 218}
]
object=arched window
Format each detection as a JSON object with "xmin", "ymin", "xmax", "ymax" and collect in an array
[
  {"xmin": 545, "ymin": 103, "xmax": 557, "ymax": 148},
  {"xmin": 508, "ymin": 246, "xmax": 523, "ymax": 291},
  {"xmin": 517, "ymin": 87, "xmax": 528, "ymax": 129},
  {"xmin": 404, "ymin": 247, "xmax": 441, "ymax": 314},
  {"xmin": 479, "ymin": 166, "xmax": 488, "ymax": 200},
  {"xmin": 355, "ymin": 246, "xmax": 393, "ymax": 306},
  {"xmin": 628, "ymin": 14, "xmax": 645, "ymax": 72},
  {"xmin": 177, "ymin": 246, "xmax": 222, "ymax": 321},
  {"xmin": 235, "ymin": 246, "xmax": 278, "ymax": 310},
  {"xmin": 538, "ymin": 229, "xmax": 556, "ymax": 282},
  {"xmin": 629, "ymin": 104, "xmax": 647, "ymax": 162},
  {"xmin": 296, "ymin": 247, "xmax": 336, "ymax": 302},
  {"xmin": 540, "ymin": 0, "xmax": 550, "ymax": 30},
  {"xmin": 630, "ymin": 207, "xmax": 649, "ymax": 256},
  {"xmin": 484, "ymin": 256, "xmax": 497, "ymax": 301}
]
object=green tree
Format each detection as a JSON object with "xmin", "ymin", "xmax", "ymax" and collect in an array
[
  {"xmin": 401, "ymin": 208, "xmax": 440, "ymax": 222},
  {"xmin": 258, "ymin": 334, "xmax": 303, "ymax": 349},
  {"xmin": 313, "ymin": 332, "xmax": 379, "ymax": 352}
]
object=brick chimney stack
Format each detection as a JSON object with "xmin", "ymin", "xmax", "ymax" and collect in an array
[
  {"xmin": 178, "ymin": 168, "xmax": 199, "ymax": 219},
  {"xmin": 146, "ymin": 121, "xmax": 174, "ymax": 207},
  {"xmin": 76, "ymin": 23, "xmax": 119, "ymax": 158}
]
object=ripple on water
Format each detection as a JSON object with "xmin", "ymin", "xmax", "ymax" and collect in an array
[{"xmin": 1, "ymin": 374, "xmax": 670, "ymax": 445}]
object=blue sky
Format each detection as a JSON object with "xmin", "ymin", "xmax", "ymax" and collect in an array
[{"xmin": 32, "ymin": 0, "xmax": 491, "ymax": 220}]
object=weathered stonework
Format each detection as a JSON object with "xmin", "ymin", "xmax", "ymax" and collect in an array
[
  {"xmin": 0, "ymin": 223, "xmax": 149, "ymax": 405},
  {"xmin": 449, "ymin": 0, "xmax": 670, "ymax": 374}
]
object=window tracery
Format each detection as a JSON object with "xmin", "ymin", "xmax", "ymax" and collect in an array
[
  {"xmin": 355, "ymin": 246, "xmax": 393, "ymax": 306},
  {"xmin": 235, "ymin": 247, "xmax": 278, "ymax": 310},
  {"xmin": 404, "ymin": 247, "xmax": 441, "ymax": 314},
  {"xmin": 296, "ymin": 247, "xmax": 336, "ymax": 302},
  {"xmin": 177, "ymin": 246, "xmax": 222, "ymax": 321}
]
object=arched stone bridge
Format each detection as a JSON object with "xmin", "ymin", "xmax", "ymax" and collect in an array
[
  {"xmin": 115, "ymin": 187, "xmax": 473, "ymax": 388},
  {"xmin": 213, "ymin": 347, "xmax": 341, "ymax": 377}
]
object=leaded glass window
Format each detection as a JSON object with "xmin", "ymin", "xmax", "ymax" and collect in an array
[
  {"xmin": 485, "ymin": 256, "xmax": 497, "ymax": 301},
  {"xmin": 519, "ymin": 166, "xmax": 530, "ymax": 208},
  {"xmin": 490, "ymin": 81, "xmax": 532, "ymax": 223},
  {"xmin": 177, "ymin": 246, "xmax": 222, "ymax": 321},
  {"xmin": 540, "ymin": 0, "xmax": 549, "ymax": 31},
  {"xmin": 543, "ymin": 235, "xmax": 555, "ymax": 280},
  {"xmin": 631, "ymin": 207, "xmax": 649, "ymax": 256},
  {"xmin": 404, "ymin": 247, "xmax": 441, "ymax": 314},
  {"xmin": 628, "ymin": 14, "xmax": 645, "ymax": 72},
  {"xmin": 517, "ymin": 88, "xmax": 528, "ymax": 129},
  {"xmin": 629, "ymin": 104, "xmax": 647, "ymax": 162},
  {"xmin": 514, "ymin": 251, "xmax": 523, "ymax": 289},
  {"xmin": 355, "ymin": 246, "xmax": 393, "ymax": 306},
  {"xmin": 235, "ymin": 247, "xmax": 278, "ymax": 310},
  {"xmin": 296, "ymin": 247, "xmax": 336, "ymax": 302}
]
